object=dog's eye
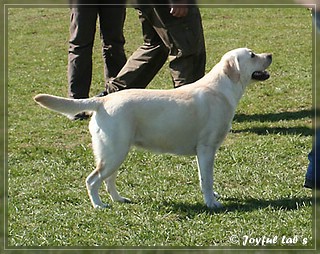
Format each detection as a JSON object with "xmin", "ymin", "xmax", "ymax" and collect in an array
[{"xmin": 250, "ymin": 52, "xmax": 256, "ymax": 58}]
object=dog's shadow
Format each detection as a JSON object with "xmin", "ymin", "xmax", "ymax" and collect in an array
[
  {"xmin": 232, "ymin": 110, "xmax": 313, "ymax": 136},
  {"xmin": 163, "ymin": 196, "xmax": 314, "ymax": 217}
]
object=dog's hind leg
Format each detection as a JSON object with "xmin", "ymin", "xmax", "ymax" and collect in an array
[
  {"xmin": 86, "ymin": 160, "xmax": 112, "ymax": 209},
  {"xmin": 104, "ymin": 171, "xmax": 131, "ymax": 203},
  {"xmin": 86, "ymin": 137, "xmax": 131, "ymax": 208},
  {"xmin": 86, "ymin": 157, "xmax": 129, "ymax": 209},
  {"xmin": 196, "ymin": 145, "xmax": 222, "ymax": 209},
  {"xmin": 87, "ymin": 116, "xmax": 133, "ymax": 208},
  {"xmin": 87, "ymin": 153, "xmax": 133, "ymax": 208}
]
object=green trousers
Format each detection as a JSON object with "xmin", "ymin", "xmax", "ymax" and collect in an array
[{"xmin": 106, "ymin": 6, "xmax": 206, "ymax": 93}]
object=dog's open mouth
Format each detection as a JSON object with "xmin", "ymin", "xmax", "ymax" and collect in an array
[{"xmin": 252, "ymin": 70, "xmax": 270, "ymax": 81}]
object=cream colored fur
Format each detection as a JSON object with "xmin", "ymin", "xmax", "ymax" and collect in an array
[{"xmin": 34, "ymin": 48, "xmax": 272, "ymax": 209}]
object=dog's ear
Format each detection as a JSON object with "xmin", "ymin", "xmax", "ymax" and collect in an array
[{"xmin": 223, "ymin": 56, "xmax": 240, "ymax": 83}]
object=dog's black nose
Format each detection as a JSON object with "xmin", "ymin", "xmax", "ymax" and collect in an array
[{"xmin": 267, "ymin": 54, "xmax": 272, "ymax": 61}]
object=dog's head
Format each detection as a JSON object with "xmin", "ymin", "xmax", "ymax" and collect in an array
[{"xmin": 222, "ymin": 48, "xmax": 272, "ymax": 85}]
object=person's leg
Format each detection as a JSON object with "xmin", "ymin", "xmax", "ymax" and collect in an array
[
  {"xmin": 304, "ymin": 149, "xmax": 315, "ymax": 189},
  {"xmin": 154, "ymin": 7, "xmax": 206, "ymax": 87},
  {"xmin": 68, "ymin": 7, "xmax": 98, "ymax": 99},
  {"xmin": 98, "ymin": 6, "xmax": 127, "ymax": 82},
  {"xmin": 304, "ymin": 128, "xmax": 320, "ymax": 189},
  {"xmin": 103, "ymin": 8, "xmax": 169, "ymax": 94},
  {"xmin": 316, "ymin": 129, "xmax": 320, "ymax": 189}
]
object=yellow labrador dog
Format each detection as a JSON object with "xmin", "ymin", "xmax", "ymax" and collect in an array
[{"xmin": 34, "ymin": 48, "xmax": 272, "ymax": 209}]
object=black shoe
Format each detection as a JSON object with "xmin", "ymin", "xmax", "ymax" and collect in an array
[
  {"xmin": 69, "ymin": 112, "xmax": 90, "ymax": 121},
  {"xmin": 304, "ymin": 178, "xmax": 314, "ymax": 189},
  {"xmin": 96, "ymin": 81, "xmax": 122, "ymax": 97},
  {"xmin": 96, "ymin": 90, "xmax": 109, "ymax": 97}
]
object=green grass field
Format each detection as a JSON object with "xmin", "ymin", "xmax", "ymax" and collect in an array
[{"xmin": 5, "ymin": 6, "xmax": 317, "ymax": 251}]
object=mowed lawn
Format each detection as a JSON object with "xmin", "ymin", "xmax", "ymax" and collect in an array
[{"xmin": 6, "ymin": 6, "xmax": 316, "ymax": 250}]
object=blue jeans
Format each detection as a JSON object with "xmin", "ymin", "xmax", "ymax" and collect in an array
[
  {"xmin": 305, "ymin": 129, "xmax": 320, "ymax": 188},
  {"xmin": 305, "ymin": 11, "xmax": 319, "ymax": 188}
]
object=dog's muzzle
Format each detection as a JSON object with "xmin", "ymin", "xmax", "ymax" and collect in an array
[
  {"xmin": 251, "ymin": 54, "xmax": 272, "ymax": 81},
  {"xmin": 251, "ymin": 70, "xmax": 270, "ymax": 81}
]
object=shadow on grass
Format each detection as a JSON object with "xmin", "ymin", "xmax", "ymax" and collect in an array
[
  {"xmin": 232, "ymin": 126, "xmax": 313, "ymax": 136},
  {"xmin": 234, "ymin": 109, "xmax": 313, "ymax": 123},
  {"xmin": 232, "ymin": 109, "xmax": 313, "ymax": 136},
  {"xmin": 163, "ymin": 196, "xmax": 313, "ymax": 217}
]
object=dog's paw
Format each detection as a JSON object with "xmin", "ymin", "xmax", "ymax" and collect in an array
[
  {"xmin": 93, "ymin": 203, "xmax": 110, "ymax": 209},
  {"xmin": 118, "ymin": 197, "xmax": 132, "ymax": 203},
  {"xmin": 206, "ymin": 199, "xmax": 223, "ymax": 210}
]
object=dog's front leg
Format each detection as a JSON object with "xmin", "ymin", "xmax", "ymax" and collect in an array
[{"xmin": 196, "ymin": 145, "xmax": 222, "ymax": 209}]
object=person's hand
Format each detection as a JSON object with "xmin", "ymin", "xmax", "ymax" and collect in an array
[
  {"xmin": 170, "ymin": 4, "xmax": 188, "ymax": 17},
  {"xmin": 295, "ymin": 0, "xmax": 319, "ymax": 10}
]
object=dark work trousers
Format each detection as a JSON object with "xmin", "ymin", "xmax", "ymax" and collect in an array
[
  {"xmin": 106, "ymin": 6, "xmax": 206, "ymax": 93},
  {"xmin": 68, "ymin": 6, "xmax": 126, "ymax": 99}
]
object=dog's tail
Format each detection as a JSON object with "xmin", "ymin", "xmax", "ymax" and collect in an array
[{"xmin": 34, "ymin": 94, "xmax": 102, "ymax": 119}]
